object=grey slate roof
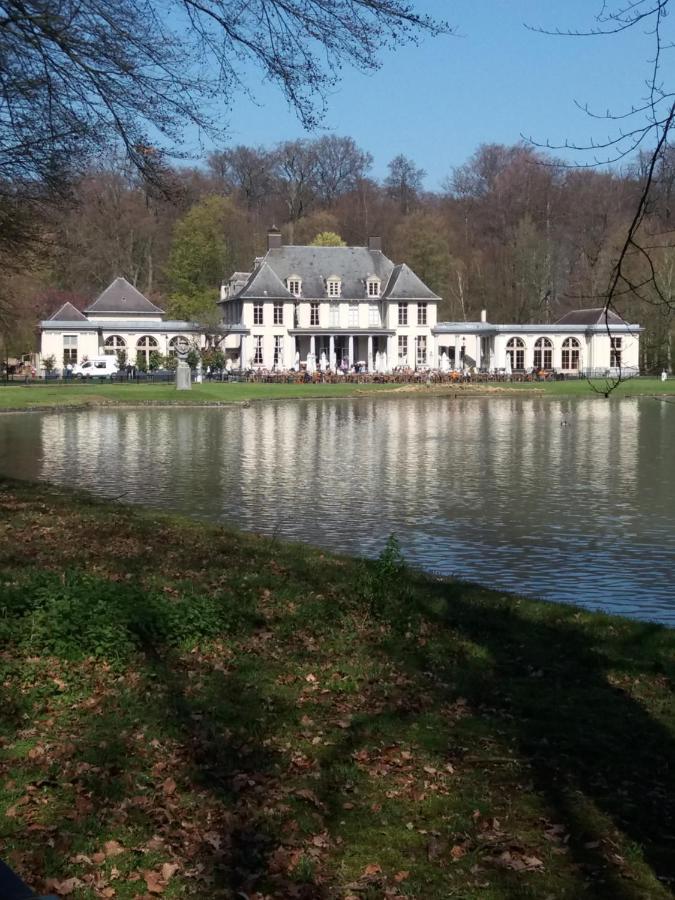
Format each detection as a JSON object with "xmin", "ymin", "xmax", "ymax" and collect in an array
[
  {"xmin": 235, "ymin": 262, "xmax": 294, "ymax": 301},
  {"xmin": 227, "ymin": 245, "xmax": 439, "ymax": 302},
  {"xmin": 84, "ymin": 277, "xmax": 165, "ymax": 315},
  {"xmin": 555, "ymin": 307, "xmax": 625, "ymax": 326},
  {"xmin": 384, "ymin": 264, "xmax": 441, "ymax": 301},
  {"xmin": 434, "ymin": 322, "xmax": 640, "ymax": 335},
  {"xmin": 434, "ymin": 322, "xmax": 497, "ymax": 334},
  {"xmin": 40, "ymin": 319, "xmax": 217, "ymax": 333},
  {"xmin": 47, "ymin": 301, "xmax": 87, "ymax": 322}
]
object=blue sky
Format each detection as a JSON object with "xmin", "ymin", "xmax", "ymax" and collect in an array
[{"xmin": 187, "ymin": 1, "xmax": 664, "ymax": 189}]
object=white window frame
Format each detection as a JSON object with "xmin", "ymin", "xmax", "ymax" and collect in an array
[
  {"xmin": 368, "ymin": 304, "xmax": 380, "ymax": 326},
  {"xmin": 327, "ymin": 278, "xmax": 342, "ymax": 298},
  {"xmin": 287, "ymin": 277, "xmax": 302, "ymax": 297},
  {"xmin": 562, "ymin": 337, "xmax": 580, "ymax": 371},
  {"xmin": 416, "ymin": 335, "xmax": 427, "ymax": 366},
  {"xmin": 534, "ymin": 337, "xmax": 552, "ymax": 370},
  {"xmin": 330, "ymin": 302, "xmax": 340, "ymax": 327},
  {"xmin": 367, "ymin": 278, "xmax": 380, "ymax": 298},
  {"xmin": 253, "ymin": 335, "xmax": 264, "ymax": 365},
  {"xmin": 136, "ymin": 335, "xmax": 159, "ymax": 365},
  {"xmin": 398, "ymin": 303, "xmax": 408, "ymax": 326},
  {"xmin": 253, "ymin": 303, "xmax": 263, "ymax": 325},
  {"xmin": 417, "ymin": 303, "xmax": 427, "ymax": 326},
  {"xmin": 273, "ymin": 335, "xmax": 283, "ymax": 366},
  {"xmin": 398, "ymin": 335, "xmax": 408, "ymax": 363},
  {"xmin": 310, "ymin": 302, "xmax": 320, "ymax": 326},
  {"xmin": 63, "ymin": 334, "xmax": 78, "ymax": 364},
  {"xmin": 506, "ymin": 337, "xmax": 525, "ymax": 370},
  {"xmin": 104, "ymin": 335, "xmax": 126, "ymax": 355},
  {"xmin": 348, "ymin": 303, "xmax": 359, "ymax": 327},
  {"xmin": 273, "ymin": 302, "xmax": 284, "ymax": 325},
  {"xmin": 610, "ymin": 336, "xmax": 622, "ymax": 368}
]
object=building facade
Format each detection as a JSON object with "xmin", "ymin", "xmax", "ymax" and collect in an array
[
  {"xmin": 219, "ymin": 232, "xmax": 439, "ymax": 371},
  {"xmin": 39, "ymin": 278, "xmax": 207, "ymax": 369},
  {"xmin": 39, "ymin": 236, "xmax": 642, "ymax": 376},
  {"xmin": 434, "ymin": 308, "xmax": 641, "ymax": 376},
  {"xmin": 219, "ymin": 231, "xmax": 641, "ymax": 375}
]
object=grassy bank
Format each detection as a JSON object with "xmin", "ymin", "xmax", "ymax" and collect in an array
[
  {"xmin": 0, "ymin": 377, "xmax": 673, "ymax": 411},
  {"xmin": 1, "ymin": 480, "xmax": 674, "ymax": 899}
]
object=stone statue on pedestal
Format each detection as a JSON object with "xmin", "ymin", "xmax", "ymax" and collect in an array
[{"xmin": 175, "ymin": 336, "xmax": 192, "ymax": 391}]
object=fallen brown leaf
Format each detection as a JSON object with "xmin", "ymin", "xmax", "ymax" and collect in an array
[
  {"xmin": 160, "ymin": 862, "xmax": 179, "ymax": 882},
  {"xmin": 362, "ymin": 863, "xmax": 382, "ymax": 877},
  {"xmin": 45, "ymin": 877, "xmax": 83, "ymax": 896},
  {"xmin": 143, "ymin": 870, "xmax": 165, "ymax": 894},
  {"xmin": 162, "ymin": 777, "xmax": 176, "ymax": 796},
  {"xmin": 104, "ymin": 840, "xmax": 125, "ymax": 858}
]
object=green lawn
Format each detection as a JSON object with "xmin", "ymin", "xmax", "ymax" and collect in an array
[
  {"xmin": 0, "ymin": 380, "xmax": 395, "ymax": 410},
  {"xmin": 1, "ymin": 479, "xmax": 674, "ymax": 899},
  {"xmin": 504, "ymin": 376, "xmax": 675, "ymax": 396},
  {"xmin": 0, "ymin": 376, "xmax": 673, "ymax": 410}
]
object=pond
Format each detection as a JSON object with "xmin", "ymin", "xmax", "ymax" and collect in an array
[{"xmin": 1, "ymin": 395, "xmax": 673, "ymax": 624}]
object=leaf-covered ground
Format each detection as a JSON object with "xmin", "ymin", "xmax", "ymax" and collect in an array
[{"xmin": 0, "ymin": 479, "xmax": 674, "ymax": 899}]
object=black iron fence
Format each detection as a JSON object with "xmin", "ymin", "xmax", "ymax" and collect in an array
[{"xmin": 0, "ymin": 368, "xmax": 648, "ymax": 388}]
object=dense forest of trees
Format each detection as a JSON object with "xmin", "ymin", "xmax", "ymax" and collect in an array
[{"xmin": 5, "ymin": 137, "xmax": 673, "ymax": 371}]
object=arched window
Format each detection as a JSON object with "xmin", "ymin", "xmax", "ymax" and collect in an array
[
  {"xmin": 506, "ymin": 336, "xmax": 525, "ymax": 370},
  {"xmin": 136, "ymin": 335, "xmax": 158, "ymax": 365},
  {"xmin": 168, "ymin": 335, "xmax": 189, "ymax": 357},
  {"xmin": 104, "ymin": 335, "xmax": 126, "ymax": 355},
  {"xmin": 533, "ymin": 337, "xmax": 552, "ymax": 370},
  {"xmin": 561, "ymin": 337, "xmax": 580, "ymax": 370}
]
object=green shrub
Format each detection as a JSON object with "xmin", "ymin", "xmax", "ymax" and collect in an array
[
  {"xmin": 362, "ymin": 534, "xmax": 407, "ymax": 613},
  {"xmin": 0, "ymin": 570, "xmax": 257, "ymax": 661},
  {"xmin": 374, "ymin": 533, "xmax": 406, "ymax": 580}
]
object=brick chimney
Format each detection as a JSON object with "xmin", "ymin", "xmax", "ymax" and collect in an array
[
  {"xmin": 368, "ymin": 236, "xmax": 382, "ymax": 252},
  {"xmin": 267, "ymin": 225, "xmax": 282, "ymax": 250}
]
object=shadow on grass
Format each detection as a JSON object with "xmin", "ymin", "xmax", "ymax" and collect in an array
[
  {"xmin": 140, "ymin": 650, "xmax": 328, "ymax": 899},
  {"xmin": 15, "ymin": 649, "xmax": 324, "ymax": 898},
  {"xmin": 0, "ymin": 577, "xmax": 321, "ymax": 897},
  {"xmin": 370, "ymin": 573, "xmax": 675, "ymax": 898},
  {"xmin": 2, "ymin": 476, "xmax": 674, "ymax": 898}
]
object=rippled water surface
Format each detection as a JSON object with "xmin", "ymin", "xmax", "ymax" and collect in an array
[{"xmin": 1, "ymin": 396, "xmax": 673, "ymax": 623}]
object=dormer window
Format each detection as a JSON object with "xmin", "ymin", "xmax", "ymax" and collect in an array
[
  {"xmin": 287, "ymin": 276, "xmax": 302, "ymax": 297},
  {"xmin": 367, "ymin": 277, "xmax": 381, "ymax": 298},
  {"xmin": 326, "ymin": 277, "xmax": 341, "ymax": 298}
]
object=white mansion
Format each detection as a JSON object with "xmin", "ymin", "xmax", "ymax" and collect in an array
[{"xmin": 40, "ymin": 230, "xmax": 641, "ymax": 375}]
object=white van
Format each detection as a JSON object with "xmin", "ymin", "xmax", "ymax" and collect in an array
[{"xmin": 72, "ymin": 356, "xmax": 119, "ymax": 378}]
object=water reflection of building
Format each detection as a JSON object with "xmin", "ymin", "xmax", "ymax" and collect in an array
[
  {"xmin": 22, "ymin": 400, "xmax": 643, "ymax": 541},
  {"xmin": 1, "ymin": 399, "xmax": 670, "ymax": 620},
  {"xmin": 232, "ymin": 397, "xmax": 643, "ymax": 545}
]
